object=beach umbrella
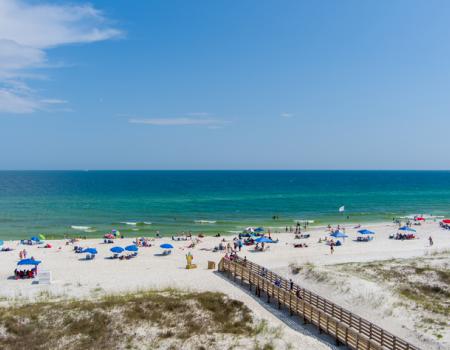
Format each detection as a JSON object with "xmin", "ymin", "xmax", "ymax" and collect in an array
[
  {"xmin": 245, "ymin": 227, "xmax": 255, "ymax": 233},
  {"xmin": 82, "ymin": 248, "xmax": 98, "ymax": 254},
  {"xmin": 357, "ymin": 229, "xmax": 375, "ymax": 235},
  {"xmin": 125, "ymin": 245, "xmax": 139, "ymax": 252},
  {"xmin": 30, "ymin": 236, "xmax": 39, "ymax": 241},
  {"xmin": 160, "ymin": 243, "xmax": 174, "ymax": 249},
  {"xmin": 39, "ymin": 234, "xmax": 46, "ymax": 240},
  {"xmin": 442, "ymin": 219, "xmax": 450, "ymax": 224},
  {"xmin": 0, "ymin": 240, "xmax": 3, "ymax": 246},
  {"xmin": 255, "ymin": 237, "xmax": 273, "ymax": 243},
  {"xmin": 110, "ymin": 246, "xmax": 124, "ymax": 253},
  {"xmin": 330, "ymin": 231, "xmax": 348, "ymax": 238},
  {"xmin": 415, "ymin": 217, "xmax": 425, "ymax": 221},
  {"xmin": 17, "ymin": 259, "xmax": 41, "ymax": 266},
  {"xmin": 399, "ymin": 226, "xmax": 416, "ymax": 232},
  {"xmin": 254, "ymin": 227, "xmax": 264, "ymax": 233}
]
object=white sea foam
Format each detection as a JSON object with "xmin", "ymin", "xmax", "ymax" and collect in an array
[
  {"xmin": 293, "ymin": 219, "xmax": 315, "ymax": 224},
  {"xmin": 71, "ymin": 225, "xmax": 92, "ymax": 231},
  {"xmin": 194, "ymin": 220, "xmax": 217, "ymax": 224}
]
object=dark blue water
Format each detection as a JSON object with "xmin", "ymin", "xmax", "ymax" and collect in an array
[{"xmin": 0, "ymin": 171, "xmax": 449, "ymax": 239}]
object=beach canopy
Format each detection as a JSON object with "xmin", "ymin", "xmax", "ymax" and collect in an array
[
  {"xmin": 330, "ymin": 231, "xmax": 348, "ymax": 238},
  {"xmin": 160, "ymin": 243, "xmax": 174, "ymax": 249},
  {"xmin": 110, "ymin": 246, "xmax": 124, "ymax": 253},
  {"xmin": 255, "ymin": 236, "xmax": 273, "ymax": 243},
  {"xmin": 17, "ymin": 259, "xmax": 41, "ymax": 266},
  {"xmin": 358, "ymin": 229, "xmax": 375, "ymax": 235},
  {"xmin": 125, "ymin": 245, "xmax": 138, "ymax": 252},
  {"xmin": 399, "ymin": 226, "xmax": 416, "ymax": 232},
  {"xmin": 82, "ymin": 248, "xmax": 98, "ymax": 254}
]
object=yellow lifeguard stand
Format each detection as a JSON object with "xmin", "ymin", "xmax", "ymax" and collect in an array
[{"xmin": 186, "ymin": 252, "xmax": 197, "ymax": 269}]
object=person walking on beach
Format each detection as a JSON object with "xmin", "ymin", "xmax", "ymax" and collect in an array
[
  {"xmin": 429, "ymin": 236, "xmax": 434, "ymax": 246},
  {"xmin": 330, "ymin": 243, "xmax": 334, "ymax": 255}
]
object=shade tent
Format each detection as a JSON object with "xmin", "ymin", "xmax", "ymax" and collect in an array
[
  {"xmin": 358, "ymin": 229, "xmax": 375, "ymax": 235},
  {"xmin": 110, "ymin": 247, "xmax": 124, "ymax": 253},
  {"xmin": 82, "ymin": 248, "xmax": 98, "ymax": 254},
  {"xmin": 255, "ymin": 237, "xmax": 274, "ymax": 243},
  {"xmin": 330, "ymin": 231, "xmax": 348, "ymax": 238},
  {"xmin": 17, "ymin": 259, "xmax": 41, "ymax": 266},
  {"xmin": 399, "ymin": 226, "xmax": 416, "ymax": 232},
  {"xmin": 160, "ymin": 243, "xmax": 174, "ymax": 249},
  {"xmin": 125, "ymin": 245, "xmax": 139, "ymax": 252}
]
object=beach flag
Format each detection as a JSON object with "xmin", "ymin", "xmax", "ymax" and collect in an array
[{"xmin": 339, "ymin": 206, "xmax": 345, "ymax": 213}]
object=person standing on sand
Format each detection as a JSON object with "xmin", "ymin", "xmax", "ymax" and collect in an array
[
  {"xmin": 429, "ymin": 236, "xmax": 433, "ymax": 246},
  {"xmin": 330, "ymin": 243, "xmax": 334, "ymax": 255}
]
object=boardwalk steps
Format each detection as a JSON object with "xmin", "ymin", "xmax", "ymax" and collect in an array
[{"xmin": 218, "ymin": 257, "xmax": 420, "ymax": 350}]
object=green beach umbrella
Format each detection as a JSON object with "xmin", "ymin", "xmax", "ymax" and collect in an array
[{"xmin": 39, "ymin": 234, "xmax": 46, "ymax": 240}]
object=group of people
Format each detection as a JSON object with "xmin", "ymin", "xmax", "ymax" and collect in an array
[
  {"xmin": 14, "ymin": 268, "xmax": 36, "ymax": 279},
  {"xmin": 390, "ymin": 233, "xmax": 416, "ymax": 240}
]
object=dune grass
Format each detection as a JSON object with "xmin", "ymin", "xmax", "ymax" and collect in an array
[{"xmin": 0, "ymin": 290, "xmax": 262, "ymax": 350}]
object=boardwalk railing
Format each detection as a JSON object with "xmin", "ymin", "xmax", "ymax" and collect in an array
[{"xmin": 218, "ymin": 257, "xmax": 419, "ymax": 350}]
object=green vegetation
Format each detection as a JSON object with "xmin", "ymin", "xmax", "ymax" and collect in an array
[{"xmin": 0, "ymin": 290, "xmax": 266, "ymax": 350}]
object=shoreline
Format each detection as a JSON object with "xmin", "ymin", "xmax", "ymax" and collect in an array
[{"xmin": 1, "ymin": 219, "xmax": 449, "ymax": 349}]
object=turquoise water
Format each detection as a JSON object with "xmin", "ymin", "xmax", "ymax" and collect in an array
[{"xmin": 0, "ymin": 171, "xmax": 449, "ymax": 239}]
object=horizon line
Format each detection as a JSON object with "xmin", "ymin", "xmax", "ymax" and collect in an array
[{"xmin": 0, "ymin": 169, "xmax": 449, "ymax": 172}]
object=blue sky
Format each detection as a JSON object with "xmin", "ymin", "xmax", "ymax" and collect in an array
[{"xmin": 1, "ymin": 0, "xmax": 450, "ymax": 170}]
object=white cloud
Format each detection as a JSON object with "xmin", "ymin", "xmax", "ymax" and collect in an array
[
  {"xmin": 129, "ymin": 118, "xmax": 227, "ymax": 126},
  {"xmin": 40, "ymin": 99, "xmax": 68, "ymax": 105},
  {"xmin": 280, "ymin": 112, "xmax": 294, "ymax": 118},
  {"xmin": 0, "ymin": 89, "xmax": 38, "ymax": 113},
  {"xmin": 187, "ymin": 112, "xmax": 211, "ymax": 116},
  {"xmin": 0, "ymin": 0, "xmax": 121, "ymax": 114}
]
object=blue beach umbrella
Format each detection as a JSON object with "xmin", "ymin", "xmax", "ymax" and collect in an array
[
  {"xmin": 30, "ymin": 236, "xmax": 40, "ymax": 241},
  {"xmin": 0, "ymin": 240, "xmax": 4, "ymax": 246},
  {"xmin": 399, "ymin": 226, "xmax": 416, "ymax": 232},
  {"xmin": 358, "ymin": 229, "xmax": 375, "ymax": 235},
  {"xmin": 82, "ymin": 248, "xmax": 98, "ymax": 254},
  {"xmin": 125, "ymin": 245, "xmax": 139, "ymax": 252},
  {"xmin": 110, "ymin": 246, "xmax": 124, "ymax": 254},
  {"xmin": 330, "ymin": 231, "xmax": 348, "ymax": 238},
  {"xmin": 17, "ymin": 259, "xmax": 41, "ymax": 266},
  {"xmin": 160, "ymin": 243, "xmax": 174, "ymax": 249},
  {"xmin": 255, "ymin": 237, "xmax": 273, "ymax": 243},
  {"xmin": 254, "ymin": 227, "xmax": 264, "ymax": 233}
]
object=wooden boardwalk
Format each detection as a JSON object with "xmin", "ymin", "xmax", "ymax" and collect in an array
[{"xmin": 219, "ymin": 257, "xmax": 420, "ymax": 350}]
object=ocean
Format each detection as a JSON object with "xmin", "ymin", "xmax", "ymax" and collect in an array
[{"xmin": 0, "ymin": 170, "xmax": 449, "ymax": 240}]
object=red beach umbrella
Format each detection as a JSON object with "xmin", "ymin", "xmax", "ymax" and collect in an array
[
  {"xmin": 442, "ymin": 219, "xmax": 450, "ymax": 224},
  {"xmin": 415, "ymin": 217, "xmax": 425, "ymax": 221}
]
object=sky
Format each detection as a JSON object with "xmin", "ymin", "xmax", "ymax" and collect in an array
[{"xmin": 1, "ymin": 0, "xmax": 450, "ymax": 170}]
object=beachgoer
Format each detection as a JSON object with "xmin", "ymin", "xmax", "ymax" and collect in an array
[
  {"xmin": 289, "ymin": 279, "xmax": 294, "ymax": 290},
  {"xmin": 429, "ymin": 236, "xmax": 433, "ymax": 246},
  {"xmin": 330, "ymin": 244, "xmax": 334, "ymax": 255}
]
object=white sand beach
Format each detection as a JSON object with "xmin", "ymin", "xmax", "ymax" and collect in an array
[{"xmin": 1, "ymin": 220, "xmax": 449, "ymax": 349}]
